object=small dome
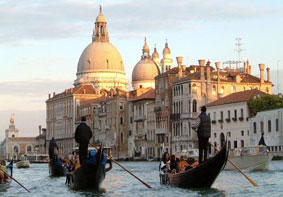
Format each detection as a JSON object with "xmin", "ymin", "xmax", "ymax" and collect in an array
[
  {"xmin": 163, "ymin": 42, "xmax": 171, "ymax": 54},
  {"xmin": 143, "ymin": 37, "xmax": 150, "ymax": 53},
  {"xmin": 152, "ymin": 47, "xmax": 159, "ymax": 58},
  {"xmin": 132, "ymin": 58, "xmax": 159, "ymax": 82},
  {"xmin": 96, "ymin": 13, "xmax": 106, "ymax": 23},
  {"xmin": 77, "ymin": 42, "xmax": 125, "ymax": 74}
]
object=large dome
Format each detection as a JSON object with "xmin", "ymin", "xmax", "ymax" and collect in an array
[
  {"xmin": 132, "ymin": 58, "xmax": 158, "ymax": 82},
  {"xmin": 77, "ymin": 42, "xmax": 125, "ymax": 74}
]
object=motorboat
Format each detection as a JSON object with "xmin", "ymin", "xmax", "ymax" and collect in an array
[
  {"xmin": 225, "ymin": 145, "xmax": 273, "ymax": 171},
  {"xmin": 16, "ymin": 155, "xmax": 30, "ymax": 168}
]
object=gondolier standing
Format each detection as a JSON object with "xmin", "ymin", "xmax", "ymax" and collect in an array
[
  {"xmin": 49, "ymin": 137, "xmax": 58, "ymax": 161},
  {"xmin": 192, "ymin": 106, "xmax": 211, "ymax": 164},
  {"xmin": 75, "ymin": 116, "xmax": 92, "ymax": 165}
]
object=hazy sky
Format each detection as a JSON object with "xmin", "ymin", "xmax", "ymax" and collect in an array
[{"xmin": 0, "ymin": 0, "xmax": 282, "ymax": 138}]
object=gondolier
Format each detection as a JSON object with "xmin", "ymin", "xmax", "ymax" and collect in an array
[
  {"xmin": 192, "ymin": 106, "xmax": 211, "ymax": 164},
  {"xmin": 75, "ymin": 116, "xmax": 92, "ymax": 165},
  {"xmin": 49, "ymin": 137, "xmax": 58, "ymax": 161}
]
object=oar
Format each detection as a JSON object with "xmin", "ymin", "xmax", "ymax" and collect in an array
[
  {"xmin": 0, "ymin": 168, "xmax": 31, "ymax": 192},
  {"xmin": 111, "ymin": 159, "xmax": 152, "ymax": 189},
  {"xmin": 209, "ymin": 143, "xmax": 258, "ymax": 187}
]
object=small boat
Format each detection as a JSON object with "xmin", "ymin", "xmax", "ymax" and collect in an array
[
  {"xmin": 49, "ymin": 158, "xmax": 66, "ymax": 177},
  {"xmin": 0, "ymin": 160, "xmax": 13, "ymax": 192},
  {"xmin": 225, "ymin": 145, "xmax": 273, "ymax": 171},
  {"xmin": 160, "ymin": 142, "xmax": 228, "ymax": 189},
  {"xmin": 71, "ymin": 146, "xmax": 112, "ymax": 190},
  {"xmin": 146, "ymin": 156, "xmax": 154, "ymax": 162},
  {"xmin": 16, "ymin": 155, "xmax": 30, "ymax": 168},
  {"xmin": 26, "ymin": 154, "xmax": 49, "ymax": 163}
]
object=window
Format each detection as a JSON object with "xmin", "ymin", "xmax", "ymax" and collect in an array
[
  {"xmin": 232, "ymin": 86, "xmax": 236, "ymax": 92},
  {"xmin": 240, "ymin": 109, "xmax": 244, "ymax": 118},
  {"xmin": 266, "ymin": 87, "xmax": 269, "ymax": 93},
  {"xmin": 241, "ymin": 130, "xmax": 244, "ymax": 136},
  {"xmin": 14, "ymin": 146, "xmax": 19, "ymax": 153},
  {"xmin": 228, "ymin": 141, "xmax": 231, "ymax": 149},
  {"xmin": 27, "ymin": 145, "xmax": 32, "ymax": 152},
  {"xmin": 234, "ymin": 141, "xmax": 238, "ymax": 148},
  {"xmin": 212, "ymin": 85, "xmax": 216, "ymax": 95},
  {"xmin": 120, "ymin": 116, "xmax": 124, "ymax": 125},
  {"xmin": 193, "ymin": 100, "xmax": 197, "ymax": 113},
  {"xmin": 213, "ymin": 112, "xmax": 216, "ymax": 121},
  {"xmin": 241, "ymin": 140, "xmax": 244, "ymax": 147},
  {"xmin": 220, "ymin": 86, "xmax": 225, "ymax": 94},
  {"xmin": 242, "ymin": 86, "xmax": 245, "ymax": 91},
  {"xmin": 192, "ymin": 84, "xmax": 197, "ymax": 93},
  {"xmin": 129, "ymin": 130, "xmax": 132, "ymax": 136},
  {"xmin": 276, "ymin": 119, "xmax": 279, "ymax": 131},
  {"xmin": 120, "ymin": 132, "xmax": 124, "ymax": 143},
  {"xmin": 214, "ymin": 133, "xmax": 217, "ymax": 138},
  {"xmin": 268, "ymin": 120, "xmax": 271, "ymax": 132},
  {"xmin": 220, "ymin": 111, "xmax": 223, "ymax": 121},
  {"xmin": 253, "ymin": 122, "xmax": 257, "ymax": 133},
  {"xmin": 234, "ymin": 110, "xmax": 237, "ymax": 119},
  {"xmin": 130, "ymin": 117, "xmax": 133, "ymax": 124},
  {"xmin": 227, "ymin": 110, "xmax": 231, "ymax": 119},
  {"xmin": 227, "ymin": 132, "xmax": 231, "ymax": 137},
  {"xmin": 119, "ymin": 102, "xmax": 124, "ymax": 110},
  {"xmin": 260, "ymin": 121, "xmax": 264, "ymax": 133}
]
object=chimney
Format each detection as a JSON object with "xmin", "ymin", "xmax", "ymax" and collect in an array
[
  {"xmin": 266, "ymin": 67, "xmax": 270, "ymax": 82},
  {"xmin": 39, "ymin": 125, "xmax": 42, "ymax": 136},
  {"xmin": 70, "ymin": 88, "xmax": 74, "ymax": 94},
  {"xmin": 182, "ymin": 65, "xmax": 186, "ymax": 76},
  {"xmin": 259, "ymin": 64, "xmax": 265, "ymax": 83},
  {"xmin": 176, "ymin": 56, "xmax": 183, "ymax": 77},
  {"xmin": 199, "ymin": 59, "xmax": 205, "ymax": 81},
  {"xmin": 206, "ymin": 61, "xmax": 211, "ymax": 82},
  {"xmin": 243, "ymin": 62, "xmax": 246, "ymax": 73},
  {"xmin": 53, "ymin": 92, "xmax": 56, "ymax": 97},
  {"xmin": 215, "ymin": 62, "xmax": 221, "ymax": 82},
  {"xmin": 248, "ymin": 65, "xmax": 252, "ymax": 74},
  {"xmin": 48, "ymin": 93, "xmax": 51, "ymax": 99},
  {"xmin": 246, "ymin": 60, "xmax": 250, "ymax": 73}
]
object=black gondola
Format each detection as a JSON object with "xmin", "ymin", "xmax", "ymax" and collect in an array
[
  {"xmin": 49, "ymin": 158, "xmax": 66, "ymax": 177},
  {"xmin": 71, "ymin": 146, "xmax": 112, "ymax": 190},
  {"xmin": 160, "ymin": 141, "xmax": 228, "ymax": 189}
]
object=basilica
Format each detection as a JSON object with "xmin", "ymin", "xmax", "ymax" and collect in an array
[{"xmin": 46, "ymin": 6, "xmax": 274, "ymax": 159}]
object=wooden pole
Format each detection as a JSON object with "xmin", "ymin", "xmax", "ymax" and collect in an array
[
  {"xmin": 111, "ymin": 159, "xmax": 152, "ymax": 189},
  {"xmin": 0, "ymin": 168, "xmax": 31, "ymax": 192},
  {"xmin": 209, "ymin": 142, "xmax": 258, "ymax": 187}
]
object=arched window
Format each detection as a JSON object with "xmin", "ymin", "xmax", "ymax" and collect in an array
[
  {"xmin": 121, "ymin": 132, "xmax": 124, "ymax": 143},
  {"xmin": 266, "ymin": 87, "xmax": 269, "ymax": 93},
  {"xmin": 193, "ymin": 100, "xmax": 197, "ymax": 113},
  {"xmin": 120, "ymin": 116, "xmax": 123, "ymax": 125},
  {"xmin": 27, "ymin": 145, "xmax": 32, "ymax": 152},
  {"xmin": 218, "ymin": 85, "xmax": 223, "ymax": 93},
  {"xmin": 212, "ymin": 85, "xmax": 216, "ymax": 95},
  {"xmin": 242, "ymin": 86, "xmax": 246, "ymax": 91},
  {"xmin": 192, "ymin": 84, "xmax": 197, "ymax": 93},
  {"xmin": 189, "ymin": 84, "xmax": 191, "ymax": 94},
  {"xmin": 14, "ymin": 146, "xmax": 19, "ymax": 153},
  {"xmin": 100, "ymin": 26, "xmax": 104, "ymax": 34}
]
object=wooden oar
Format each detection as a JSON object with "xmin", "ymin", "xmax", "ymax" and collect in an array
[
  {"xmin": 209, "ymin": 143, "xmax": 258, "ymax": 187},
  {"xmin": 111, "ymin": 159, "xmax": 152, "ymax": 189},
  {"xmin": 0, "ymin": 168, "xmax": 31, "ymax": 192}
]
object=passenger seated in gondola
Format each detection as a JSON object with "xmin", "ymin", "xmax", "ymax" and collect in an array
[
  {"xmin": 65, "ymin": 159, "xmax": 75, "ymax": 185},
  {"xmin": 185, "ymin": 158, "xmax": 199, "ymax": 170},
  {"xmin": 170, "ymin": 155, "xmax": 178, "ymax": 173},
  {"xmin": 177, "ymin": 156, "xmax": 189, "ymax": 173},
  {"xmin": 0, "ymin": 160, "xmax": 7, "ymax": 183},
  {"xmin": 160, "ymin": 152, "xmax": 170, "ymax": 173}
]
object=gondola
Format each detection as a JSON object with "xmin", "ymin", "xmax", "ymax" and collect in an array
[
  {"xmin": 49, "ymin": 158, "xmax": 66, "ymax": 177},
  {"xmin": 71, "ymin": 146, "xmax": 112, "ymax": 190},
  {"xmin": 160, "ymin": 141, "xmax": 228, "ymax": 189},
  {"xmin": 0, "ymin": 160, "xmax": 13, "ymax": 192}
]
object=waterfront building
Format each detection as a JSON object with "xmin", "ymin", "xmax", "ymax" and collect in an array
[
  {"xmin": 35, "ymin": 125, "xmax": 47, "ymax": 154},
  {"xmin": 0, "ymin": 116, "xmax": 36, "ymax": 160},
  {"xmin": 46, "ymin": 7, "xmax": 129, "ymax": 156},
  {"xmin": 171, "ymin": 61, "xmax": 273, "ymax": 154},
  {"xmin": 249, "ymin": 107, "xmax": 283, "ymax": 153},
  {"xmin": 206, "ymin": 89, "xmax": 268, "ymax": 152}
]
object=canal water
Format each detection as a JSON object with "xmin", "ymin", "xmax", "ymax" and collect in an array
[{"xmin": 2, "ymin": 161, "xmax": 283, "ymax": 196}]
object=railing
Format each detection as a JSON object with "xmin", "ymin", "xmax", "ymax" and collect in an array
[
  {"xmin": 170, "ymin": 113, "xmax": 180, "ymax": 120},
  {"xmin": 155, "ymin": 128, "xmax": 166, "ymax": 134},
  {"xmin": 180, "ymin": 113, "xmax": 192, "ymax": 119},
  {"xmin": 171, "ymin": 135, "xmax": 190, "ymax": 142},
  {"xmin": 134, "ymin": 115, "xmax": 146, "ymax": 122}
]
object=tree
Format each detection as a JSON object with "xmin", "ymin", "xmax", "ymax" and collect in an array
[{"xmin": 248, "ymin": 95, "xmax": 283, "ymax": 114}]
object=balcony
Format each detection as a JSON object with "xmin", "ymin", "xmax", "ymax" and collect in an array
[
  {"xmin": 99, "ymin": 112, "xmax": 106, "ymax": 117},
  {"xmin": 172, "ymin": 135, "xmax": 190, "ymax": 142},
  {"xmin": 134, "ymin": 115, "xmax": 146, "ymax": 122},
  {"xmin": 170, "ymin": 113, "xmax": 180, "ymax": 120},
  {"xmin": 134, "ymin": 134, "xmax": 146, "ymax": 141},
  {"xmin": 155, "ymin": 128, "xmax": 166, "ymax": 134},
  {"xmin": 104, "ymin": 125, "xmax": 110, "ymax": 130},
  {"xmin": 154, "ymin": 106, "xmax": 162, "ymax": 112}
]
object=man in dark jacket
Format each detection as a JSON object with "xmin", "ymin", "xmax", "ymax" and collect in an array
[
  {"xmin": 75, "ymin": 116, "xmax": 92, "ymax": 165},
  {"xmin": 49, "ymin": 137, "xmax": 58, "ymax": 161},
  {"xmin": 192, "ymin": 106, "xmax": 211, "ymax": 164}
]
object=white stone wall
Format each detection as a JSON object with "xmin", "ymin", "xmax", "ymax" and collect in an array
[{"xmin": 249, "ymin": 108, "xmax": 283, "ymax": 151}]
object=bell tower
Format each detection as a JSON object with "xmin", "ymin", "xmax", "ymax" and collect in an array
[{"xmin": 92, "ymin": 5, "xmax": 109, "ymax": 42}]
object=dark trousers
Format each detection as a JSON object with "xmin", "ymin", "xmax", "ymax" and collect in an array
[
  {"xmin": 198, "ymin": 137, "xmax": 209, "ymax": 164},
  {"xmin": 79, "ymin": 143, "xmax": 88, "ymax": 165},
  {"xmin": 49, "ymin": 148, "xmax": 54, "ymax": 160}
]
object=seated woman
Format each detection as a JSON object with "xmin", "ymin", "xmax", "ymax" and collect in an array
[
  {"xmin": 160, "ymin": 152, "xmax": 170, "ymax": 174},
  {"xmin": 177, "ymin": 156, "xmax": 189, "ymax": 173},
  {"xmin": 170, "ymin": 155, "xmax": 178, "ymax": 173},
  {"xmin": 185, "ymin": 158, "xmax": 199, "ymax": 171}
]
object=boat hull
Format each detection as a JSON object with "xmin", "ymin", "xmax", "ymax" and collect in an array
[
  {"xmin": 225, "ymin": 153, "xmax": 273, "ymax": 171},
  {"xmin": 49, "ymin": 162, "xmax": 66, "ymax": 177},
  {"xmin": 160, "ymin": 142, "xmax": 228, "ymax": 189},
  {"xmin": 16, "ymin": 161, "xmax": 30, "ymax": 168}
]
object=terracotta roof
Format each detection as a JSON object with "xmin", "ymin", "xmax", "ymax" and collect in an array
[
  {"xmin": 206, "ymin": 89, "xmax": 268, "ymax": 107},
  {"xmin": 155, "ymin": 67, "xmax": 179, "ymax": 78},
  {"xmin": 131, "ymin": 88, "xmax": 155, "ymax": 102},
  {"xmin": 80, "ymin": 95, "xmax": 106, "ymax": 106}
]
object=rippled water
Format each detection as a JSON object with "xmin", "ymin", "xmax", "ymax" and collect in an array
[{"xmin": 2, "ymin": 161, "xmax": 283, "ymax": 196}]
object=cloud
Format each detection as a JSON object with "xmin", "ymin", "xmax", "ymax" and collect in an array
[
  {"xmin": 0, "ymin": 79, "xmax": 73, "ymax": 110},
  {"xmin": 0, "ymin": 0, "xmax": 282, "ymax": 45}
]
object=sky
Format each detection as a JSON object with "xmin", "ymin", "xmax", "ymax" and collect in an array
[{"xmin": 0, "ymin": 0, "xmax": 283, "ymax": 138}]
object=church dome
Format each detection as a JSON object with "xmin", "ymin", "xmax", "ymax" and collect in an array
[
  {"xmin": 152, "ymin": 46, "xmax": 159, "ymax": 58},
  {"xmin": 163, "ymin": 41, "xmax": 171, "ymax": 55},
  {"xmin": 132, "ymin": 58, "xmax": 158, "ymax": 82},
  {"xmin": 77, "ymin": 42, "xmax": 125, "ymax": 74}
]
